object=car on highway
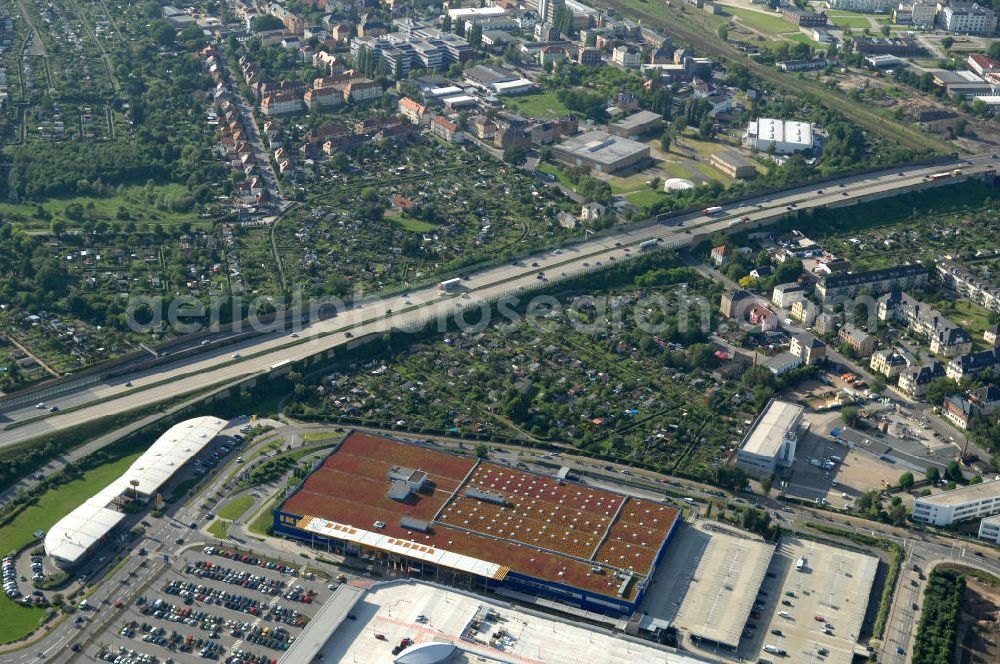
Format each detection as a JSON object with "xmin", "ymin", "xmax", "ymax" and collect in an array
[
  {"xmin": 35, "ymin": 402, "xmax": 45, "ymax": 409},
  {"xmin": 232, "ymin": 353, "xmax": 241, "ymax": 359},
  {"xmin": 48, "ymin": 406, "xmax": 58, "ymax": 413}
]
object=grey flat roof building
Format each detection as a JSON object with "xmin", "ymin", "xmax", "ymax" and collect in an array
[
  {"xmin": 607, "ymin": 110, "xmax": 663, "ymax": 138},
  {"xmin": 552, "ymin": 130, "xmax": 651, "ymax": 174}
]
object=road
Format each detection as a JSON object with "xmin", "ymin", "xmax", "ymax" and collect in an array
[{"xmin": 1, "ymin": 156, "xmax": 995, "ymax": 451}]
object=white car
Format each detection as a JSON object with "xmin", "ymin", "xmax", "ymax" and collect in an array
[
  {"xmin": 35, "ymin": 402, "xmax": 45, "ymax": 409},
  {"xmin": 232, "ymin": 353, "xmax": 241, "ymax": 359}
]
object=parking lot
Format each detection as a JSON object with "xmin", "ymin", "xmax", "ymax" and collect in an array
[
  {"xmin": 753, "ymin": 536, "xmax": 879, "ymax": 664},
  {"xmin": 80, "ymin": 546, "xmax": 333, "ymax": 664}
]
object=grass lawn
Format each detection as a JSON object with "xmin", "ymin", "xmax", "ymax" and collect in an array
[
  {"xmin": 659, "ymin": 161, "xmax": 699, "ymax": 180},
  {"xmin": 674, "ymin": 131, "xmax": 726, "ymax": 158},
  {"xmin": 536, "ymin": 162, "xmax": 577, "ymax": 190},
  {"xmin": 690, "ymin": 161, "xmax": 730, "ymax": 183},
  {"xmin": 826, "ymin": 14, "xmax": 872, "ymax": 28},
  {"xmin": 727, "ymin": 6, "xmax": 797, "ymax": 34},
  {"xmin": 0, "ymin": 596, "xmax": 46, "ymax": 644},
  {"xmin": 504, "ymin": 90, "xmax": 573, "ymax": 119},
  {"xmin": 935, "ymin": 299, "xmax": 995, "ymax": 346},
  {"xmin": 248, "ymin": 495, "xmax": 281, "ymax": 537},
  {"xmin": 625, "ymin": 189, "xmax": 666, "ymax": 208},
  {"xmin": 386, "ymin": 212, "xmax": 438, "ymax": 233},
  {"xmin": 0, "ymin": 183, "xmax": 207, "ymax": 231},
  {"xmin": 782, "ymin": 32, "xmax": 823, "ymax": 47},
  {"xmin": 302, "ymin": 431, "xmax": 340, "ymax": 442},
  {"xmin": 605, "ymin": 171, "xmax": 657, "ymax": 194},
  {"xmin": 208, "ymin": 519, "xmax": 230, "ymax": 539},
  {"xmin": 217, "ymin": 495, "xmax": 254, "ymax": 522}
]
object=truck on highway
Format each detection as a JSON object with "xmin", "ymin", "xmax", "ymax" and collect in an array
[
  {"xmin": 727, "ymin": 217, "xmax": 750, "ymax": 227},
  {"xmin": 639, "ymin": 239, "xmax": 659, "ymax": 251},
  {"xmin": 927, "ymin": 169, "xmax": 962, "ymax": 181},
  {"xmin": 438, "ymin": 278, "xmax": 462, "ymax": 292},
  {"xmin": 702, "ymin": 206, "xmax": 723, "ymax": 215}
]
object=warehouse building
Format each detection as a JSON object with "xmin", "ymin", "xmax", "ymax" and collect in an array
[
  {"xmin": 710, "ymin": 151, "xmax": 757, "ymax": 180},
  {"xmin": 744, "ymin": 118, "xmax": 815, "ymax": 154},
  {"xmin": 607, "ymin": 110, "xmax": 663, "ymax": 139},
  {"xmin": 552, "ymin": 130, "xmax": 651, "ymax": 174},
  {"xmin": 45, "ymin": 416, "xmax": 228, "ymax": 568},
  {"xmin": 736, "ymin": 399, "xmax": 805, "ymax": 476},
  {"xmin": 912, "ymin": 480, "xmax": 1000, "ymax": 526},
  {"xmin": 274, "ymin": 432, "xmax": 681, "ymax": 618}
]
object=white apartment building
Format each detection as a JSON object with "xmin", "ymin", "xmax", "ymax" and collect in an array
[
  {"xmin": 611, "ymin": 45, "xmax": 642, "ymax": 69},
  {"xmin": 912, "ymin": 480, "xmax": 1000, "ymax": 526},
  {"xmin": 939, "ymin": 2, "xmax": 998, "ymax": 33},
  {"xmin": 736, "ymin": 399, "xmax": 805, "ymax": 476}
]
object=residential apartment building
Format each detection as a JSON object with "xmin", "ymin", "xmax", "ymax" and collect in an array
[
  {"xmin": 781, "ymin": 8, "xmax": 829, "ymax": 26},
  {"xmin": 736, "ymin": 399, "xmax": 804, "ymax": 476},
  {"xmin": 430, "ymin": 116, "xmax": 463, "ymax": 143},
  {"xmin": 772, "ymin": 282, "xmax": 805, "ymax": 308},
  {"xmin": 898, "ymin": 361, "xmax": 946, "ymax": 397},
  {"xmin": 342, "ymin": 79, "xmax": 382, "ymax": 104},
  {"xmin": 937, "ymin": 259, "xmax": 1000, "ymax": 313},
  {"xmin": 839, "ymin": 324, "xmax": 876, "ymax": 357},
  {"xmin": 791, "ymin": 298, "xmax": 817, "ymax": 326},
  {"xmin": 261, "ymin": 90, "xmax": 302, "ymax": 116},
  {"xmin": 303, "ymin": 86, "xmax": 342, "ymax": 111},
  {"xmin": 870, "ymin": 349, "xmax": 913, "ymax": 378},
  {"xmin": 815, "ymin": 264, "xmax": 928, "ymax": 303},
  {"xmin": 939, "ymin": 2, "xmax": 997, "ymax": 33},
  {"xmin": 829, "ymin": 0, "xmax": 895, "ymax": 11},
  {"xmin": 913, "ymin": 481, "xmax": 1000, "ymax": 526},
  {"xmin": 398, "ymin": 97, "xmax": 428, "ymax": 125},
  {"xmin": 947, "ymin": 347, "xmax": 1000, "ymax": 381},
  {"xmin": 611, "ymin": 45, "xmax": 642, "ymax": 69},
  {"xmin": 877, "ymin": 292, "xmax": 973, "ymax": 358},
  {"xmin": 720, "ymin": 289, "xmax": 752, "ymax": 318},
  {"xmin": 790, "ymin": 333, "xmax": 827, "ymax": 365},
  {"xmin": 943, "ymin": 386, "xmax": 1000, "ymax": 429},
  {"xmin": 985, "ymin": 324, "xmax": 1000, "ymax": 346}
]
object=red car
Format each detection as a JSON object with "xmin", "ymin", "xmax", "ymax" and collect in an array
[
  {"xmin": 814, "ymin": 615, "xmax": 825, "ymax": 622},
  {"xmin": 114, "ymin": 598, "xmax": 123, "ymax": 608}
]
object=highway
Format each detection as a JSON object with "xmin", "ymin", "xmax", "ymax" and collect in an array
[{"xmin": 0, "ymin": 154, "xmax": 994, "ymax": 449}]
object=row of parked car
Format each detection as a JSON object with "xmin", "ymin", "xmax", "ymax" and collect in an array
[
  {"xmin": 185, "ymin": 560, "xmax": 286, "ymax": 591},
  {"xmin": 2, "ymin": 556, "xmax": 20, "ymax": 599}
]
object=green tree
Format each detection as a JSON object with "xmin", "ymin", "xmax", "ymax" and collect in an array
[
  {"xmin": 760, "ymin": 473, "xmax": 774, "ymax": 496},
  {"xmin": 841, "ymin": 406, "xmax": 859, "ymax": 427},
  {"xmin": 926, "ymin": 377, "xmax": 958, "ymax": 406},
  {"xmin": 660, "ymin": 131, "xmax": 671, "ymax": 153},
  {"xmin": 251, "ymin": 15, "xmax": 285, "ymax": 32},
  {"xmin": 898, "ymin": 471, "xmax": 914, "ymax": 491},
  {"xmin": 926, "ymin": 466, "xmax": 941, "ymax": 484},
  {"xmin": 946, "ymin": 460, "xmax": 963, "ymax": 483},
  {"xmin": 503, "ymin": 146, "xmax": 528, "ymax": 167},
  {"xmin": 468, "ymin": 23, "xmax": 483, "ymax": 49},
  {"xmin": 715, "ymin": 464, "xmax": 747, "ymax": 490},
  {"xmin": 718, "ymin": 25, "xmax": 729, "ymax": 41},
  {"xmin": 942, "ymin": 36, "xmax": 955, "ymax": 50},
  {"xmin": 475, "ymin": 443, "xmax": 489, "ymax": 459}
]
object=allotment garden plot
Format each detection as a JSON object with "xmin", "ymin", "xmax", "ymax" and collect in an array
[
  {"xmin": 274, "ymin": 142, "xmax": 580, "ymax": 298},
  {"xmin": 288, "ymin": 274, "xmax": 762, "ymax": 479}
]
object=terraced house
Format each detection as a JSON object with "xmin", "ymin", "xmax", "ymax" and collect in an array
[{"xmin": 937, "ymin": 259, "xmax": 1000, "ymax": 313}]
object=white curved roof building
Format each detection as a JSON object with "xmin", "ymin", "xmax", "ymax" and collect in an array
[
  {"xmin": 45, "ymin": 416, "xmax": 227, "ymax": 567},
  {"xmin": 394, "ymin": 642, "xmax": 458, "ymax": 664}
]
